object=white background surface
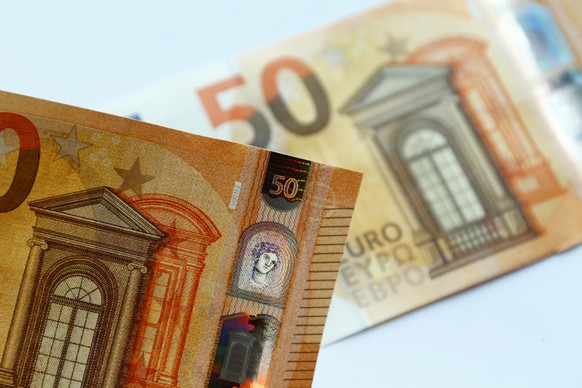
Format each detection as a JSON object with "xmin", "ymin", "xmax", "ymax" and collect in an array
[{"xmin": 2, "ymin": 1, "xmax": 582, "ymax": 387}]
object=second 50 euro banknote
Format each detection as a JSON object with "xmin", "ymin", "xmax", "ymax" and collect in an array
[{"xmin": 106, "ymin": 0, "xmax": 582, "ymax": 344}]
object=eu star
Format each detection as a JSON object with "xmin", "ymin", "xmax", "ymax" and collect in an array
[
  {"xmin": 322, "ymin": 41, "xmax": 348, "ymax": 69},
  {"xmin": 51, "ymin": 126, "xmax": 92, "ymax": 166},
  {"xmin": 381, "ymin": 34, "xmax": 409, "ymax": 62},
  {"xmin": 115, "ymin": 158, "xmax": 155, "ymax": 196},
  {"xmin": 0, "ymin": 131, "xmax": 19, "ymax": 167}
]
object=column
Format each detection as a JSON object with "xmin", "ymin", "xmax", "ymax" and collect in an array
[
  {"xmin": 0, "ymin": 238, "xmax": 48, "ymax": 386},
  {"xmin": 103, "ymin": 263, "xmax": 147, "ymax": 388},
  {"xmin": 158, "ymin": 266, "xmax": 201, "ymax": 385}
]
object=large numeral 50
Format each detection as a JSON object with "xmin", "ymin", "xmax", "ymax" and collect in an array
[
  {"xmin": 0, "ymin": 113, "xmax": 40, "ymax": 212},
  {"xmin": 197, "ymin": 57, "xmax": 331, "ymax": 148}
]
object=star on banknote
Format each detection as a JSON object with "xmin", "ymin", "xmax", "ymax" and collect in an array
[
  {"xmin": 115, "ymin": 157, "xmax": 155, "ymax": 196},
  {"xmin": 381, "ymin": 33, "xmax": 409, "ymax": 61},
  {"xmin": 0, "ymin": 131, "xmax": 18, "ymax": 167},
  {"xmin": 321, "ymin": 41, "xmax": 349, "ymax": 69},
  {"xmin": 51, "ymin": 125, "xmax": 92, "ymax": 166}
]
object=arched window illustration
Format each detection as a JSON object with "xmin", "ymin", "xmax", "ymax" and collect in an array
[
  {"xmin": 342, "ymin": 45, "xmax": 536, "ymax": 276},
  {"xmin": 0, "ymin": 187, "xmax": 164, "ymax": 388},
  {"xmin": 126, "ymin": 194, "xmax": 221, "ymax": 387},
  {"xmin": 400, "ymin": 127, "xmax": 485, "ymax": 232},
  {"xmin": 30, "ymin": 275, "xmax": 103, "ymax": 388},
  {"xmin": 402, "ymin": 38, "xmax": 563, "ymax": 207}
]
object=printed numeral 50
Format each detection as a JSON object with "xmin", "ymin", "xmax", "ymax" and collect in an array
[
  {"xmin": 197, "ymin": 57, "xmax": 331, "ymax": 148},
  {"xmin": 270, "ymin": 174, "xmax": 300, "ymax": 199}
]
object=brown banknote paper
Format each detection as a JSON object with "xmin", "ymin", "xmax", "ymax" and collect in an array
[
  {"xmin": 0, "ymin": 91, "xmax": 361, "ymax": 387},
  {"xmin": 106, "ymin": 0, "xmax": 582, "ymax": 345}
]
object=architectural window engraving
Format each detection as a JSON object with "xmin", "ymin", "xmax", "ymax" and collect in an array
[
  {"xmin": 401, "ymin": 128, "xmax": 485, "ymax": 232},
  {"xmin": 395, "ymin": 122, "xmax": 516, "ymax": 260},
  {"xmin": 0, "ymin": 187, "xmax": 165, "ymax": 388},
  {"xmin": 404, "ymin": 38, "xmax": 563, "ymax": 206},
  {"xmin": 341, "ymin": 49, "xmax": 544, "ymax": 276},
  {"xmin": 52, "ymin": 276, "xmax": 102, "ymax": 305},
  {"xmin": 31, "ymin": 276, "xmax": 102, "ymax": 388},
  {"xmin": 126, "ymin": 194, "xmax": 221, "ymax": 387}
]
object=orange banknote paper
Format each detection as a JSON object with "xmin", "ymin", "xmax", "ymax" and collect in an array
[
  {"xmin": 479, "ymin": 0, "xmax": 582, "ymax": 168},
  {"xmin": 235, "ymin": 0, "xmax": 582, "ymax": 343},
  {"xmin": 0, "ymin": 91, "xmax": 361, "ymax": 387},
  {"xmin": 107, "ymin": 0, "xmax": 582, "ymax": 345}
]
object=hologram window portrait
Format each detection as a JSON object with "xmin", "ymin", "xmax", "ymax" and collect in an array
[{"xmin": 231, "ymin": 222, "xmax": 298, "ymax": 306}]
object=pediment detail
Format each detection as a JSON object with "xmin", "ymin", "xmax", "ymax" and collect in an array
[
  {"xmin": 29, "ymin": 187, "xmax": 164, "ymax": 238},
  {"xmin": 341, "ymin": 65, "xmax": 451, "ymax": 114}
]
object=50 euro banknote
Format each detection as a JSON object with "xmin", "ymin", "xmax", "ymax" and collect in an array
[
  {"xmin": 106, "ymin": 0, "xmax": 582, "ymax": 345},
  {"xmin": 0, "ymin": 91, "xmax": 361, "ymax": 388}
]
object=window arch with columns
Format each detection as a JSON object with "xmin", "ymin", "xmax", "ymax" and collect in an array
[
  {"xmin": 24, "ymin": 257, "xmax": 118, "ymax": 388},
  {"xmin": 126, "ymin": 194, "xmax": 221, "ymax": 387},
  {"xmin": 397, "ymin": 125, "xmax": 487, "ymax": 233},
  {"xmin": 406, "ymin": 37, "xmax": 563, "ymax": 211}
]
